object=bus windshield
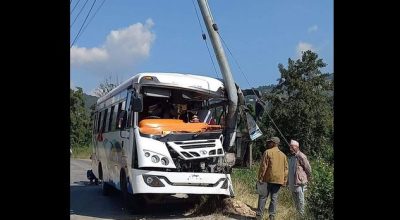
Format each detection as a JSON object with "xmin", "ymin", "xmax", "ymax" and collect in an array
[{"xmin": 137, "ymin": 86, "xmax": 226, "ymax": 135}]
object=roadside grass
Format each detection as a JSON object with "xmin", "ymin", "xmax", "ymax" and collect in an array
[
  {"xmin": 71, "ymin": 146, "xmax": 92, "ymax": 159},
  {"xmin": 231, "ymin": 162, "xmax": 310, "ymax": 220}
]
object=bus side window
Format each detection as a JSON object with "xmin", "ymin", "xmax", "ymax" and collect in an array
[
  {"xmin": 93, "ymin": 112, "xmax": 98, "ymax": 133},
  {"xmin": 105, "ymin": 108, "xmax": 111, "ymax": 133},
  {"xmin": 111, "ymin": 104, "xmax": 118, "ymax": 131},
  {"xmin": 102, "ymin": 109, "xmax": 108, "ymax": 133},
  {"xmin": 97, "ymin": 111, "xmax": 103, "ymax": 133},
  {"xmin": 127, "ymin": 108, "xmax": 135, "ymax": 127},
  {"xmin": 126, "ymin": 91, "xmax": 135, "ymax": 127},
  {"xmin": 116, "ymin": 101, "xmax": 126, "ymax": 130},
  {"xmin": 108, "ymin": 106, "xmax": 115, "ymax": 132}
]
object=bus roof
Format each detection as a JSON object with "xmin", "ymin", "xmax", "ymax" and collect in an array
[{"xmin": 97, "ymin": 72, "xmax": 225, "ymax": 105}]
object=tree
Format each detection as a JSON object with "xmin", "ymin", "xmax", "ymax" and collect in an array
[
  {"xmin": 261, "ymin": 51, "xmax": 333, "ymax": 161},
  {"xmin": 70, "ymin": 87, "xmax": 91, "ymax": 149},
  {"xmin": 93, "ymin": 76, "xmax": 120, "ymax": 97}
]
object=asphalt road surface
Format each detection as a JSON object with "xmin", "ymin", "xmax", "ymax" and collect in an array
[{"xmin": 70, "ymin": 159, "xmax": 239, "ymax": 220}]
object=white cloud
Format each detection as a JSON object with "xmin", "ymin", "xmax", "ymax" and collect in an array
[
  {"xmin": 70, "ymin": 47, "xmax": 108, "ymax": 66},
  {"xmin": 296, "ymin": 41, "xmax": 317, "ymax": 58},
  {"xmin": 71, "ymin": 19, "xmax": 156, "ymax": 76},
  {"xmin": 308, "ymin": 25, "xmax": 318, "ymax": 33}
]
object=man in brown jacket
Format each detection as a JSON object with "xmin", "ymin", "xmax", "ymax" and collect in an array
[
  {"xmin": 256, "ymin": 137, "xmax": 288, "ymax": 220},
  {"xmin": 288, "ymin": 140, "xmax": 311, "ymax": 217}
]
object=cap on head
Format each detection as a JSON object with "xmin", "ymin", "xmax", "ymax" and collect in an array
[
  {"xmin": 290, "ymin": 140, "xmax": 299, "ymax": 147},
  {"xmin": 266, "ymin": 137, "xmax": 280, "ymax": 145}
]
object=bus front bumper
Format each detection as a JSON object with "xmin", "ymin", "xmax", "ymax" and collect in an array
[{"xmin": 129, "ymin": 169, "xmax": 234, "ymax": 196}]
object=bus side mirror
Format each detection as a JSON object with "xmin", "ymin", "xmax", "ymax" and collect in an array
[
  {"xmin": 117, "ymin": 110, "xmax": 127, "ymax": 129},
  {"xmin": 132, "ymin": 94, "xmax": 143, "ymax": 112}
]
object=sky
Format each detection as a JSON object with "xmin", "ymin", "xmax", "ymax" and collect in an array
[{"xmin": 70, "ymin": 0, "xmax": 333, "ymax": 95}]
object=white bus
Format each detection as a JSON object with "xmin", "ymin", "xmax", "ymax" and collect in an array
[{"xmin": 91, "ymin": 72, "xmax": 236, "ymax": 209}]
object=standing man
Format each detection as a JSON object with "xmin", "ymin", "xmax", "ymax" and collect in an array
[
  {"xmin": 288, "ymin": 140, "xmax": 312, "ymax": 217},
  {"xmin": 256, "ymin": 137, "xmax": 288, "ymax": 220}
]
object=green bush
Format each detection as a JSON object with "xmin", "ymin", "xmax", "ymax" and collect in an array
[
  {"xmin": 307, "ymin": 158, "xmax": 334, "ymax": 219},
  {"xmin": 251, "ymin": 140, "xmax": 265, "ymax": 161},
  {"xmin": 232, "ymin": 163, "xmax": 259, "ymax": 189}
]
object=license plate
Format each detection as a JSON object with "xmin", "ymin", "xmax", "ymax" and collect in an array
[{"xmin": 187, "ymin": 174, "xmax": 202, "ymax": 182}]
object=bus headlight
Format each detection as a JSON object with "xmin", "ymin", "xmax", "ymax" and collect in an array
[
  {"xmin": 143, "ymin": 175, "xmax": 165, "ymax": 187},
  {"xmin": 151, "ymin": 155, "xmax": 160, "ymax": 163},
  {"xmin": 144, "ymin": 152, "xmax": 150, "ymax": 157},
  {"xmin": 161, "ymin": 157, "xmax": 169, "ymax": 165},
  {"xmin": 146, "ymin": 176, "xmax": 154, "ymax": 184}
]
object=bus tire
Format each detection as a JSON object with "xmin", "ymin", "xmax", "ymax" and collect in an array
[
  {"xmin": 99, "ymin": 164, "xmax": 111, "ymax": 196},
  {"xmin": 102, "ymin": 181, "xmax": 112, "ymax": 196},
  {"xmin": 120, "ymin": 170, "xmax": 143, "ymax": 212},
  {"xmin": 120, "ymin": 170, "xmax": 130, "ymax": 210},
  {"xmin": 98, "ymin": 163, "xmax": 103, "ymax": 180}
]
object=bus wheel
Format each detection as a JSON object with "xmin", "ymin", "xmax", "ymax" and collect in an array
[
  {"xmin": 98, "ymin": 163, "xmax": 103, "ymax": 181},
  {"xmin": 100, "ymin": 164, "xmax": 111, "ymax": 196},
  {"xmin": 102, "ymin": 181, "xmax": 111, "ymax": 196},
  {"xmin": 120, "ymin": 171, "xmax": 143, "ymax": 212},
  {"xmin": 120, "ymin": 171, "xmax": 130, "ymax": 210}
]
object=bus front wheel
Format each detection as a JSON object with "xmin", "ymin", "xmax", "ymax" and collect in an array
[
  {"xmin": 100, "ymin": 164, "xmax": 111, "ymax": 196},
  {"xmin": 102, "ymin": 181, "xmax": 112, "ymax": 196},
  {"xmin": 120, "ymin": 171, "xmax": 131, "ymax": 210},
  {"xmin": 120, "ymin": 170, "xmax": 143, "ymax": 212}
]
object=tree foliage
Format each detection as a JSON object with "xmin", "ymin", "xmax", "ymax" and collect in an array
[
  {"xmin": 248, "ymin": 50, "xmax": 334, "ymax": 218},
  {"xmin": 70, "ymin": 87, "xmax": 91, "ymax": 149},
  {"xmin": 70, "ymin": 77, "xmax": 121, "ymax": 150},
  {"xmin": 255, "ymin": 51, "xmax": 333, "ymax": 162}
]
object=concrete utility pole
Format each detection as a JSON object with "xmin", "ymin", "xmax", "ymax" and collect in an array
[{"xmin": 197, "ymin": 0, "xmax": 238, "ymax": 150}]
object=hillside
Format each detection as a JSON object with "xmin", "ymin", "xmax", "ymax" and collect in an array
[
  {"xmin": 82, "ymin": 73, "xmax": 332, "ymax": 111},
  {"xmin": 254, "ymin": 84, "xmax": 275, "ymax": 95},
  {"xmin": 83, "ymin": 93, "xmax": 98, "ymax": 112},
  {"xmin": 248, "ymin": 73, "xmax": 333, "ymax": 95},
  {"xmin": 243, "ymin": 73, "xmax": 333, "ymax": 108}
]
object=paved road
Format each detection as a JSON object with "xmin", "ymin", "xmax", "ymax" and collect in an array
[{"xmin": 70, "ymin": 159, "xmax": 238, "ymax": 220}]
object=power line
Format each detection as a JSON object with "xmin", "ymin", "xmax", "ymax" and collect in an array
[
  {"xmin": 71, "ymin": 0, "xmax": 89, "ymax": 28},
  {"xmin": 217, "ymin": 32, "xmax": 255, "ymax": 93},
  {"xmin": 216, "ymin": 32, "xmax": 290, "ymax": 147},
  {"xmin": 71, "ymin": 0, "xmax": 82, "ymax": 14},
  {"xmin": 191, "ymin": 0, "xmax": 220, "ymax": 79},
  {"xmin": 191, "ymin": 0, "xmax": 205, "ymax": 33},
  {"xmin": 74, "ymin": 0, "xmax": 106, "ymax": 45},
  {"xmin": 194, "ymin": 0, "xmax": 288, "ymax": 146},
  {"xmin": 204, "ymin": 35, "xmax": 220, "ymax": 79},
  {"xmin": 71, "ymin": 0, "xmax": 97, "ymax": 48},
  {"xmin": 205, "ymin": 0, "xmax": 215, "ymax": 24}
]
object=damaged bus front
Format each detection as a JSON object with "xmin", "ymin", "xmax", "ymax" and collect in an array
[
  {"xmin": 133, "ymin": 73, "xmax": 235, "ymax": 197},
  {"xmin": 91, "ymin": 72, "xmax": 236, "ymax": 208}
]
